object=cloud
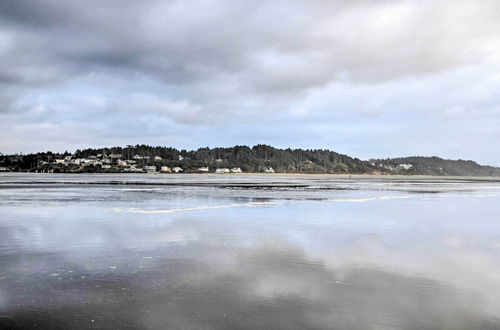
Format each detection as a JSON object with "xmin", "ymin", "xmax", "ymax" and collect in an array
[{"xmin": 1, "ymin": 0, "xmax": 500, "ymax": 163}]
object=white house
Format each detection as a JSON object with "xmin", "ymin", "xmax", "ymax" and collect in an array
[
  {"xmin": 143, "ymin": 165, "xmax": 157, "ymax": 173},
  {"xmin": 160, "ymin": 166, "xmax": 171, "ymax": 173},
  {"xmin": 215, "ymin": 168, "xmax": 230, "ymax": 174},
  {"xmin": 172, "ymin": 167, "xmax": 183, "ymax": 173},
  {"xmin": 231, "ymin": 167, "xmax": 242, "ymax": 173},
  {"xmin": 264, "ymin": 167, "xmax": 275, "ymax": 173},
  {"xmin": 397, "ymin": 164, "xmax": 413, "ymax": 170},
  {"xmin": 197, "ymin": 167, "xmax": 209, "ymax": 172}
]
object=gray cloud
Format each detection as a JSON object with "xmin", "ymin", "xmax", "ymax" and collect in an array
[{"xmin": 1, "ymin": 0, "xmax": 500, "ymax": 163}]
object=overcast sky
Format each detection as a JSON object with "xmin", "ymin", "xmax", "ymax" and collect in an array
[{"xmin": 1, "ymin": 0, "xmax": 499, "ymax": 164}]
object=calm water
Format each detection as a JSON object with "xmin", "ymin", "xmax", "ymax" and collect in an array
[{"xmin": 1, "ymin": 173, "xmax": 500, "ymax": 329}]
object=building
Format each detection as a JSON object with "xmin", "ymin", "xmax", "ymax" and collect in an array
[
  {"xmin": 143, "ymin": 165, "xmax": 157, "ymax": 173},
  {"xmin": 124, "ymin": 167, "xmax": 143, "ymax": 173},
  {"xmin": 397, "ymin": 164, "xmax": 413, "ymax": 170},
  {"xmin": 264, "ymin": 167, "xmax": 275, "ymax": 173},
  {"xmin": 154, "ymin": 156, "xmax": 163, "ymax": 161},
  {"xmin": 160, "ymin": 166, "xmax": 171, "ymax": 173},
  {"xmin": 231, "ymin": 167, "xmax": 242, "ymax": 173},
  {"xmin": 172, "ymin": 167, "xmax": 183, "ymax": 173},
  {"xmin": 197, "ymin": 167, "xmax": 209, "ymax": 172},
  {"xmin": 215, "ymin": 168, "xmax": 230, "ymax": 174}
]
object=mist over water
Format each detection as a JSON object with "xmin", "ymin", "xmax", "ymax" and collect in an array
[{"xmin": 1, "ymin": 173, "xmax": 500, "ymax": 329}]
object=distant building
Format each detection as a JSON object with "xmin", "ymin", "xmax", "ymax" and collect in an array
[
  {"xmin": 143, "ymin": 165, "xmax": 157, "ymax": 173},
  {"xmin": 160, "ymin": 166, "xmax": 171, "ymax": 173},
  {"xmin": 264, "ymin": 167, "xmax": 275, "ymax": 173},
  {"xmin": 0, "ymin": 166, "xmax": 9, "ymax": 172},
  {"xmin": 101, "ymin": 164, "xmax": 112, "ymax": 169},
  {"xmin": 178, "ymin": 155, "xmax": 184, "ymax": 161},
  {"xmin": 215, "ymin": 168, "xmax": 230, "ymax": 174},
  {"xmin": 172, "ymin": 167, "xmax": 183, "ymax": 173},
  {"xmin": 54, "ymin": 159, "xmax": 65, "ymax": 164},
  {"xmin": 231, "ymin": 167, "xmax": 242, "ymax": 173},
  {"xmin": 154, "ymin": 156, "xmax": 162, "ymax": 161},
  {"xmin": 397, "ymin": 164, "xmax": 413, "ymax": 170},
  {"xmin": 109, "ymin": 154, "xmax": 122, "ymax": 159},
  {"xmin": 124, "ymin": 167, "xmax": 143, "ymax": 173},
  {"xmin": 197, "ymin": 167, "xmax": 209, "ymax": 172}
]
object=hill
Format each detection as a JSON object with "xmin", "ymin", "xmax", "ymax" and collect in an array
[
  {"xmin": 371, "ymin": 156, "xmax": 500, "ymax": 176},
  {"xmin": 1, "ymin": 146, "xmax": 499, "ymax": 176}
]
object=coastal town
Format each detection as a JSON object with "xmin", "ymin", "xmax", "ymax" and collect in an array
[
  {"xmin": 1, "ymin": 145, "xmax": 497, "ymax": 176},
  {"xmin": 0, "ymin": 151, "xmax": 275, "ymax": 174}
]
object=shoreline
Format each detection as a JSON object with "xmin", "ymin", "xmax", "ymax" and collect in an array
[{"xmin": 1, "ymin": 171, "xmax": 500, "ymax": 181}]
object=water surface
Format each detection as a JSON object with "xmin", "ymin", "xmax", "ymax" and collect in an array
[{"xmin": 1, "ymin": 173, "xmax": 500, "ymax": 329}]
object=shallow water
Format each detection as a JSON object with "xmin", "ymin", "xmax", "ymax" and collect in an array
[{"xmin": 1, "ymin": 173, "xmax": 500, "ymax": 329}]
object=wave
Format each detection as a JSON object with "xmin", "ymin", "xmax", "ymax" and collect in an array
[
  {"xmin": 326, "ymin": 195, "xmax": 413, "ymax": 202},
  {"xmin": 114, "ymin": 202, "xmax": 279, "ymax": 214}
]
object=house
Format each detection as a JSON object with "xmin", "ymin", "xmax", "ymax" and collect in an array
[
  {"xmin": 172, "ymin": 167, "xmax": 183, "ymax": 173},
  {"xmin": 101, "ymin": 164, "xmax": 112, "ymax": 169},
  {"xmin": 160, "ymin": 166, "xmax": 171, "ymax": 173},
  {"xmin": 231, "ymin": 167, "xmax": 242, "ymax": 173},
  {"xmin": 143, "ymin": 165, "xmax": 157, "ymax": 173},
  {"xmin": 397, "ymin": 164, "xmax": 413, "ymax": 170},
  {"xmin": 178, "ymin": 155, "xmax": 184, "ymax": 161},
  {"xmin": 154, "ymin": 156, "xmax": 162, "ymax": 161},
  {"xmin": 264, "ymin": 167, "xmax": 275, "ymax": 173},
  {"xmin": 109, "ymin": 154, "xmax": 122, "ymax": 159},
  {"xmin": 124, "ymin": 167, "xmax": 143, "ymax": 173},
  {"xmin": 197, "ymin": 167, "xmax": 209, "ymax": 172},
  {"xmin": 54, "ymin": 159, "xmax": 65, "ymax": 164},
  {"xmin": 215, "ymin": 168, "xmax": 230, "ymax": 174},
  {"xmin": 0, "ymin": 166, "xmax": 9, "ymax": 172}
]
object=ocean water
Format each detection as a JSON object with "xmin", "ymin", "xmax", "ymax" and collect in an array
[{"xmin": 1, "ymin": 173, "xmax": 500, "ymax": 329}]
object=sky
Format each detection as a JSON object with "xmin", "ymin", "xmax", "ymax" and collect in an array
[{"xmin": 1, "ymin": 0, "xmax": 500, "ymax": 165}]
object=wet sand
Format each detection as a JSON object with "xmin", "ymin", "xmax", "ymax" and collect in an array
[{"xmin": 1, "ymin": 174, "xmax": 500, "ymax": 329}]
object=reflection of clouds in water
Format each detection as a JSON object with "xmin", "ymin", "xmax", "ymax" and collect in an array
[
  {"xmin": 1, "ymin": 245, "xmax": 499, "ymax": 329},
  {"xmin": 2, "ymin": 177, "xmax": 500, "ymax": 328},
  {"xmin": 3, "ymin": 212, "xmax": 500, "ymax": 316}
]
